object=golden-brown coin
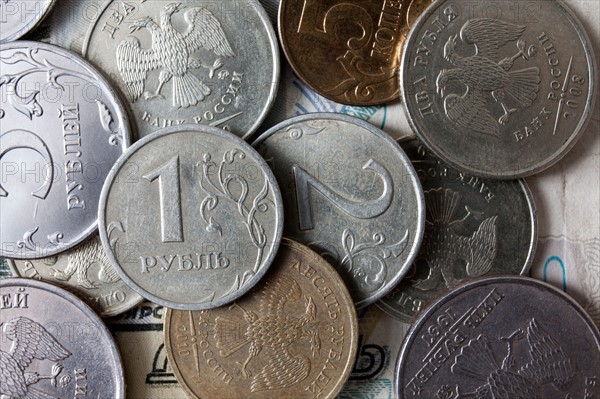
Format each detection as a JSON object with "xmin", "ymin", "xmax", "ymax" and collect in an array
[
  {"xmin": 164, "ymin": 238, "xmax": 358, "ymax": 399},
  {"xmin": 278, "ymin": 0, "xmax": 431, "ymax": 105}
]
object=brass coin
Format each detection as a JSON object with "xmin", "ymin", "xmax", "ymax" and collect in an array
[
  {"xmin": 278, "ymin": 0, "xmax": 431, "ymax": 105},
  {"xmin": 164, "ymin": 238, "xmax": 358, "ymax": 399}
]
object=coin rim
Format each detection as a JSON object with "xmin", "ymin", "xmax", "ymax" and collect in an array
[
  {"xmin": 393, "ymin": 275, "xmax": 600, "ymax": 399},
  {"xmin": 0, "ymin": 0, "xmax": 57, "ymax": 43},
  {"xmin": 164, "ymin": 237, "xmax": 359, "ymax": 399},
  {"xmin": 253, "ymin": 112, "xmax": 426, "ymax": 308},
  {"xmin": 400, "ymin": 0, "xmax": 598, "ymax": 179},
  {"xmin": 98, "ymin": 124, "xmax": 284, "ymax": 310},
  {"xmin": 0, "ymin": 277, "xmax": 126, "ymax": 398}
]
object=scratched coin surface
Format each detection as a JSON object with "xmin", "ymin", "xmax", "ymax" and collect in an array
[
  {"xmin": 165, "ymin": 238, "xmax": 358, "ymax": 399},
  {"xmin": 7, "ymin": 235, "xmax": 144, "ymax": 317},
  {"xmin": 0, "ymin": 0, "xmax": 56, "ymax": 43},
  {"xmin": 99, "ymin": 125, "xmax": 283, "ymax": 310},
  {"xmin": 279, "ymin": 0, "xmax": 431, "ymax": 105},
  {"xmin": 83, "ymin": 0, "xmax": 279, "ymax": 140},
  {"xmin": 254, "ymin": 113, "xmax": 425, "ymax": 308},
  {"xmin": 0, "ymin": 278, "xmax": 125, "ymax": 398},
  {"xmin": 0, "ymin": 41, "xmax": 130, "ymax": 259},
  {"xmin": 395, "ymin": 277, "xmax": 600, "ymax": 399},
  {"xmin": 401, "ymin": 0, "xmax": 596, "ymax": 178},
  {"xmin": 378, "ymin": 139, "xmax": 537, "ymax": 323}
]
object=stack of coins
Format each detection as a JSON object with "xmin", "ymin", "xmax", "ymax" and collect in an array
[{"xmin": 1, "ymin": 0, "xmax": 598, "ymax": 398}]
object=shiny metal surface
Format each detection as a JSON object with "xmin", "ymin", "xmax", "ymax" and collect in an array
[{"xmin": 0, "ymin": 0, "xmax": 56, "ymax": 43}]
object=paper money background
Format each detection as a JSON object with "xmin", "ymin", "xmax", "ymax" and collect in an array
[{"xmin": 1, "ymin": 0, "xmax": 598, "ymax": 398}]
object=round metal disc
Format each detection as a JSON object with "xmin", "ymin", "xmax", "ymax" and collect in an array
[
  {"xmin": 7, "ymin": 235, "xmax": 144, "ymax": 318},
  {"xmin": 0, "ymin": 278, "xmax": 125, "ymax": 398},
  {"xmin": 0, "ymin": 41, "xmax": 130, "ymax": 259},
  {"xmin": 401, "ymin": 0, "xmax": 597, "ymax": 179},
  {"xmin": 378, "ymin": 139, "xmax": 537, "ymax": 322},
  {"xmin": 254, "ymin": 113, "xmax": 425, "ymax": 308},
  {"xmin": 98, "ymin": 125, "xmax": 284, "ymax": 310},
  {"xmin": 82, "ymin": 0, "xmax": 280, "ymax": 141},
  {"xmin": 0, "ymin": 0, "xmax": 56, "ymax": 43},
  {"xmin": 395, "ymin": 277, "xmax": 600, "ymax": 398}
]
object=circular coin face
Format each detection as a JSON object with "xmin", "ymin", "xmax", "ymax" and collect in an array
[
  {"xmin": 279, "ymin": 0, "xmax": 431, "ymax": 106},
  {"xmin": 0, "ymin": 41, "xmax": 130, "ymax": 259},
  {"xmin": 0, "ymin": 0, "xmax": 56, "ymax": 43},
  {"xmin": 83, "ymin": 0, "xmax": 279, "ymax": 140},
  {"xmin": 0, "ymin": 278, "xmax": 125, "ymax": 398},
  {"xmin": 395, "ymin": 277, "xmax": 600, "ymax": 399},
  {"xmin": 8, "ymin": 235, "xmax": 144, "ymax": 317},
  {"xmin": 254, "ymin": 113, "xmax": 425, "ymax": 308},
  {"xmin": 378, "ymin": 139, "xmax": 536, "ymax": 322},
  {"xmin": 401, "ymin": 0, "xmax": 597, "ymax": 178},
  {"xmin": 164, "ymin": 238, "xmax": 358, "ymax": 399},
  {"xmin": 99, "ymin": 125, "xmax": 283, "ymax": 310}
]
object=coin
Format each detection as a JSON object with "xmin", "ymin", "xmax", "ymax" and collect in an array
[
  {"xmin": 401, "ymin": 0, "xmax": 597, "ymax": 179},
  {"xmin": 279, "ymin": 0, "xmax": 431, "ymax": 106},
  {"xmin": 82, "ymin": 0, "xmax": 280, "ymax": 140},
  {"xmin": 0, "ymin": 41, "xmax": 130, "ymax": 259},
  {"xmin": 0, "ymin": 0, "xmax": 56, "ymax": 43},
  {"xmin": 378, "ymin": 139, "xmax": 537, "ymax": 323},
  {"xmin": 395, "ymin": 277, "xmax": 600, "ymax": 399},
  {"xmin": 164, "ymin": 238, "xmax": 358, "ymax": 399},
  {"xmin": 254, "ymin": 113, "xmax": 425, "ymax": 308},
  {"xmin": 7, "ymin": 235, "xmax": 144, "ymax": 317},
  {"xmin": 99, "ymin": 125, "xmax": 283, "ymax": 310},
  {"xmin": 0, "ymin": 278, "xmax": 125, "ymax": 398}
]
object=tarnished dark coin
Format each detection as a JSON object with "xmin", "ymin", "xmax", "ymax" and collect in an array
[
  {"xmin": 395, "ymin": 277, "xmax": 600, "ymax": 398},
  {"xmin": 254, "ymin": 113, "xmax": 425, "ymax": 308},
  {"xmin": 0, "ymin": 41, "xmax": 130, "ymax": 259},
  {"xmin": 0, "ymin": 278, "xmax": 125, "ymax": 398},
  {"xmin": 401, "ymin": 0, "xmax": 596, "ymax": 178},
  {"xmin": 378, "ymin": 139, "xmax": 536, "ymax": 322},
  {"xmin": 83, "ymin": 0, "xmax": 279, "ymax": 140},
  {"xmin": 8, "ymin": 235, "xmax": 144, "ymax": 317},
  {"xmin": 0, "ymin": 0, "xmax": 56, "ymax": 43},
  {"xmin": 279, "ymin": 0, "xmax": 431, "ymax": 105},
  {"xmin": 99, "ymin": 125, "xmax": 283, "ymax": 310},
  {"xmin": 164, "ymin": 238, "xmax": 358, "ymax": 399}
]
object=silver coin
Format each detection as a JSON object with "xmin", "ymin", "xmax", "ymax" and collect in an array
[
  {"xmin": 7, "ymin": 235, "xmax": 144, "ymax": 318},
  {"xmin": 395, "ymin": 276, "xmax": 600, "ymax": 399},
  {"xmin": 82, "ymin": 0, "xmax": 280, "ymax": 140},
  {"xmin": 254, "ymin": 113, "xmax": 425, "ymax": 308},
  {"xmin": 99, "ymin": 125, "xmax": 284, "ymax": 310},
  {"xmin": 0, "ymin": 0, "xmax": 56, "ymax": 43},
  {"xmin": 0, "ymin": 41, "xmax": 130, "ymax": 259},
  {"xmin": 401, "ymin": 0, "xmax": 597, "ymax": 179},
  {"xmin": 0, "ymin": 278, "xmax": 125, "ymax": 398},
  {"xmin": 378, "ymin": 139, "xmax": 537, "ymax": 323}
]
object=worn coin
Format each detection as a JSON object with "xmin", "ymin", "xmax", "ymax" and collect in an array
[
  {"xmin": 395, "ymin": 277, "xmax": 600, "ymax": 399},
  {"xmin": 279, "ymin": 0, "xmax": 431, "ymax": 106},
  {"xmin": 378, "ymin": 139, "xmax": 536, "ymax": 323},
  {"xmin": 99, "ymin": 125, "xmax": 283, "ymax": 310},
  {"xmin": 164, "ymin": 238, "xmax": 358, "ymax": 399},
  {"xmin": 254, "ymin": 113, "xmax": 425, "ymax": 308},
  {"xmin": 0, "ymin": 41, "xmax": 130, "ymax": 259},
  {"xmin": 0, "ymin": 0, "xmax": 56, "ymax": 43},
  {"xmin": 0, "ymin": 278, "xmax": 125, "ymax": 398},
  {"xmin": 83, "ymin": 0, "xmax": 279, "ymax": 140},
  {"xmin": 401, "ymin": 0, "xmax": 596, "ymax": 178},
  {"xmin": 7, "ymin": 235, "xmax": 144, "ymax": 317}
]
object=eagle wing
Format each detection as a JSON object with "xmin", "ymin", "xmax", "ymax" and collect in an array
[
  {"xmin": 183, "ymin": 8, "xmax": 235, "ymax": 57},
  {"xmin": 444, "ymin": 88, "xmax": 500, "ymax": 137},
  {"xmin": 1, "ymin": 350, "xmax": 27, "ymax": 396},
  {"xmin": 8, "ymin": 317, "xmax": 71, "ymax": 371},
  {"xmin": 460, "ymin": 18, "xmax": 525, "ymax": 60},
  {"xmin": 250, "ymin": 349, "xmax": 310, "ymax": 392},
  {"xmin": 466, "ymin": 216, "xmax": 498, "ymax": 277},
  {"xmin": 116, "ymin": 37, "xmax": 161, "ymax": 102},
  {"xmin": 258, "ymin": 274, "xmax": 302, "ymax": 316}
]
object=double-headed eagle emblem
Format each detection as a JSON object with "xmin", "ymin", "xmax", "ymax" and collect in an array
[
  {"xmin": 117, "ymin": 2, "xmax": 235, "ymax": 108},
  {"xmin": 436, "ymin": 18, "xmax": 541, "ymax": 137}
]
